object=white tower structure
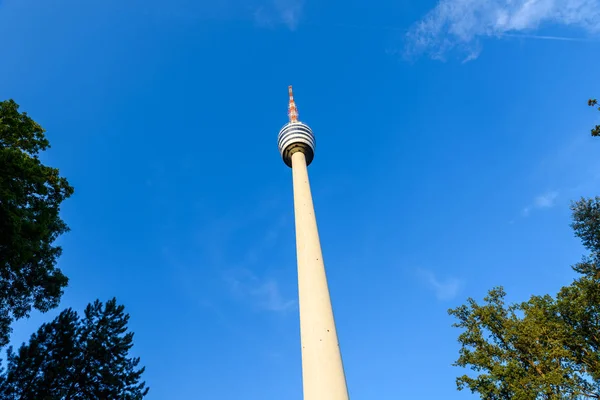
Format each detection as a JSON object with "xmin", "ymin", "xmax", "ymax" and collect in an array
[{"xmin": 278, "ymin": 86, "xmax": 349, "ymax": 400}]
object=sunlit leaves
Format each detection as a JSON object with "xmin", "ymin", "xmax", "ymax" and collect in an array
[{"xmin": 449, "ymin": 198, "xmax": 600, "ymax": 399}]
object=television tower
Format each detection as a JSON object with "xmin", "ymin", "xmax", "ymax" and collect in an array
[{"xmin": 277, "ymin": 86, "xmax": 349, "ymax": 400}]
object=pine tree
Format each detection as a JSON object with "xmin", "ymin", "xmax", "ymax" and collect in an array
[{"xmin": 0, "ymin": 298, "xmax": 148, "ymax": 399}]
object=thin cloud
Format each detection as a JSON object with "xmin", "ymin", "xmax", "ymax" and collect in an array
[
  {"xmin": 500, "ymin": 32, "xmax": 594, "ymax": 41},
  {"xmin": 161, "ymin": 191, "xmax": 293, "ymax": 317},
  {"xmin": 250, "ymin": 279, "xmax": 296, "ymax": 312},
  {"xmin": 532, "ymin": 134, "xmax": 600, "ymax": 199},
  {"xmin": 253, "ymin": 0, "xmax": 304, "ymax": 30},
  {"xmin": 213, "ymin": 208, "xmax": 294, "ymax": 314},
  {"xmin": 226, "ymin": 269, "xmax": 296, "ymax": 313},
  {"xmin": 534, "ymin": 191, "xmax": 559, "ymax": 208},
  {"xmin": 522, "ymin": 190, "xmax": 559, "ymax": 216},
  {"xmin": 406, "ymin": 0, "xmax": 600, "ymax": 61},
  {"xmin": 417, "ymin": 269, "xmax": 462, "ymax": 301}
]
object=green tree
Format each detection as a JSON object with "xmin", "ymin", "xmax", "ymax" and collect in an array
[
  {"xmin": 449, "ymin": 197, "xmax": 600, "ymax": 399},
  {"xmin": 0, "ymin": 298, "xmax": 149, "ymax": 399},
  {"xmin": 0, "ymin": 99, "xmax": 73, "ymax": 347},
  {"xmin": 589, "ymin": 99, "xmax": 599, "ymax": 137}
]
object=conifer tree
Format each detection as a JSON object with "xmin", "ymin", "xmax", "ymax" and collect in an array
[{"xmin": 0, "ymin": 298, "xmax": 148, "ymax": 399}]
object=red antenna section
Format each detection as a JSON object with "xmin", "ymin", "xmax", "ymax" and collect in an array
[{"xmin": 288, "ymin": 85, "xmax": 299, "ymax": 123}]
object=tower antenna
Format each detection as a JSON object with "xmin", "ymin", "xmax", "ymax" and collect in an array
[{"xmin": 288, "ymin": 85, "xmax": 299, "ymax": 123}]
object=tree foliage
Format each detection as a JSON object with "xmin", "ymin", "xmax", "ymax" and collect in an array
[
  {"xmin": 0, "ymin": 99, "xmax": 73, "ymax": 347},
  {"xmin": 0, "ymin": 298, "xmax": 149, "ymax": 399},
  {"xmin": 590, "ymin": 99, "xmax": 599, "ymax": 137},
  {"xmin": 449, "ymin": 197, "xmax": 600, "ymax": 399}
]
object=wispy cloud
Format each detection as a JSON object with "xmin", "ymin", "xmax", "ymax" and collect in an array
[
  {"xmin": 250, "ymin": 279, "xmax": 296, "ymax": 312},
  {"xmin": 226, "ymin": 269, "xmax": 296, "ymax": 313},
  {"xmin": 122, "ymin": 0, "xmax": 305, "ymax": 31},
  {"xmin": 161, "ymin": 189, "xmax": 295, "ymax": 317},
  {"xmin": 522, "ymin": 190, "xmax": 559, "ymax": 216},
  {"xmin": 534, "ymin": 191, "xmax": 559, "ymax": 208},
  {"xmin": 532, "ymin": 134, "xmax": 600, "ymax": 198},
  {"xmin": 417, "ymin": 269, "xmax": 462, "ymax": 301},
  {"xmin": 500, "ymin": 32, "xmax": 594, "ymax": 41},
  {"xmin": 253, "ymin": 0, "xmax": 305, "ymax": 30},
  {"xmin": 222, "ymin": 213, "xmax": 295, "ymax": 314},
  {"xmin": 406, "ymin": 0, "xmax": 600, "ymax": 61}
]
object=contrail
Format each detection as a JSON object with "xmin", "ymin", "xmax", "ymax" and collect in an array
[
  {"xmin": 499, "ymin": 33, "xmax": 595, "ymax": 42},
  {"xmin": 306, "ymin": 21, "xmax": 597, "ymax": 43}
]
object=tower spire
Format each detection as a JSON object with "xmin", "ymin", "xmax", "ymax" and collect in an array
[{"xmin": 288, "ymin": 85, "xmax": 299, "ymax": 123}]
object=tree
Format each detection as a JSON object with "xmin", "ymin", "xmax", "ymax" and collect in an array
[
  {"xmin": 449, "ymin": 197, "xmax": 600, "ymax": 399},
  {"xmin": 589, "ymin": 99, "xmax": 599, "ymax": 137},
  {"xmin": 0, "ymin": 99, "xmax": 73, "ymax": 347},
  {"xmin": 0, "ymin": 298, "xmax": 149, "ymax": 399}
]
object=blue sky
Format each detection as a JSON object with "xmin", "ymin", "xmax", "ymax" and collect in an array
[{"xmin": 1, "ymin": 0, "xmax": 600, "ymax": 398}]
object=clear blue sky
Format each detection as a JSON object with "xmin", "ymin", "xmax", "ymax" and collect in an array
[{"xmin": 1, "ymin": 0, "xmax": 600, "ymax": 398}]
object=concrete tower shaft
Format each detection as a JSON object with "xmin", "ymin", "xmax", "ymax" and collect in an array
[{"xmin": 279, "ymin": 86, "xmax": 349, "ymax": 400}]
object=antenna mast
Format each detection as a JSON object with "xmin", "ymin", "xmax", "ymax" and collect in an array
[{"xmin": 288, "ymin": 85, "xmax": 299, "ymax": 123}]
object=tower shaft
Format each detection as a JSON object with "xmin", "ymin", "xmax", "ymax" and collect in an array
[{"xmin": 291, "ymin": 151, "xmax": 349, "ymax": 400}]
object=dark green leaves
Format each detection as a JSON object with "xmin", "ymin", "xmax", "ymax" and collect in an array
[
  {"xmin": 571, "ymin": 197, "xmax": 600, "ymax": 263},
  {"xmin": 0, "ymin": 100, "xmax": 49, "ymax": 155},
  {"xmin": 589, "ymin": 99, "xmax": 599, "ymax": 137},
  {"xmin": 0, "ymin": 99, "xmax": 73, "ymax": 347}
]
